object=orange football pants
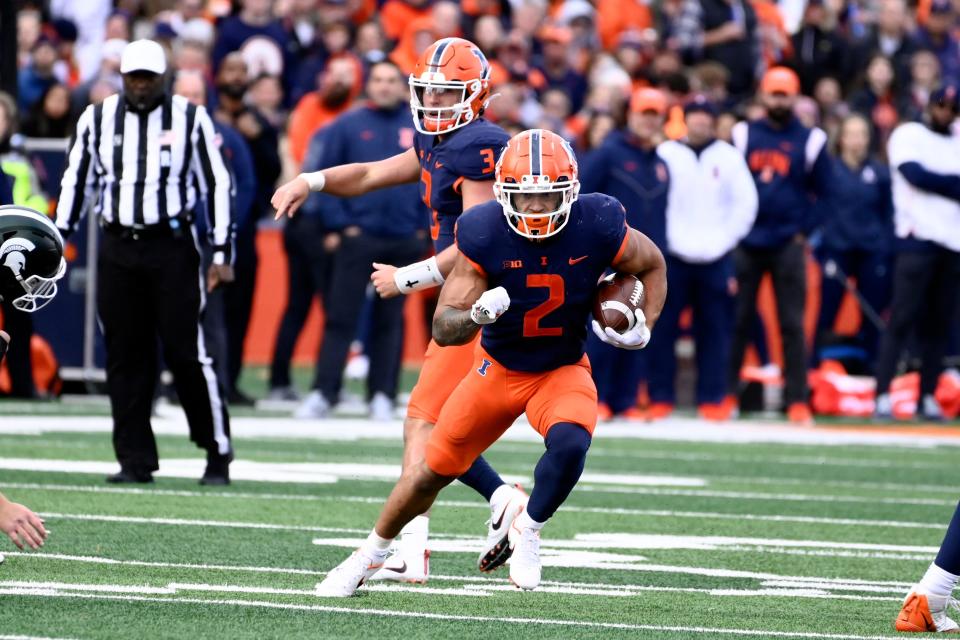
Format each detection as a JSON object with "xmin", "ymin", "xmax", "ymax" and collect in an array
[
  {"xmin": 406, "ymin": 335, "xmax": 480, "ymax": 424},
  {"xmin": 425, "ymin": 346, "xmax": 598, "ymax": 477}
]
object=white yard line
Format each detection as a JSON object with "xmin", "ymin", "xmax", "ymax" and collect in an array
[
  {"xmin": 7, "ymin": 481, "xmax": 954, "ymax": 509},
  {"xmin": 0, "ymin": 588, "xmax": 909, "ymax": 639},
  {"xmin": 2, "ymin": 414, "xmax": 960, "ymax": 449}
]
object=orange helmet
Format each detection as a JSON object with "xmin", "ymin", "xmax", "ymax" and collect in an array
[
  {"xmin": 494, "ymin": 129, "xmax": 580, "ymax": 239},
  {"xmin": 409, "ymin": 37, "xmax": 492, "ymax": 135}
]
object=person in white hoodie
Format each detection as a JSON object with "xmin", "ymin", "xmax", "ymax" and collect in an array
[{"xmin": 647, "ymin": 97, "xmax": 758, "ymax": 420}]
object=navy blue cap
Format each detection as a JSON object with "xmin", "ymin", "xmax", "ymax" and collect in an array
[
  {"xmin": 931, "ymin": 0, "xmax": 953, "ymax": 14},
  {"xmin": 931, "ymin": 85, "xmax": 960, "ymax": 111},
  {"xmin": 684, "ymin": 95, "xmax": 718, "ymax": 117}
]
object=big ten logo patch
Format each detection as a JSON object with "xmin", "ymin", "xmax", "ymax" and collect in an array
[{"xmin": 477, "ymin": 359, "xmax": 493, "ymax": 376}]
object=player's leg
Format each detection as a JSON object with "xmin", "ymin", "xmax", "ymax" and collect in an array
[
  {"xmin": 813, "ymin": 247, "xmax": 849, "ymax": 367},
  {"xmin": 915, "ymin": 250, "xmax": 960, "ymax": 420},
  {"xmin": 853, "ymin": 249, "xmax": 893, "ymax": 371},
  {"xmin": 895, "ymin": 500, "xmax": 960, "ymax": 632},
  {"xmin": 511, "ymin": 357, "xmax": 598, "ymax": 589},
  {"xmin": 317, "ymin": 355, "xmax": 520, "ymax": 597}
]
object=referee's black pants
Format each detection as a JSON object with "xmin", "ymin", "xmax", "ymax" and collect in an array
[
  {"xmin": 313, "ymin": 231, "xmax": 427, "ymax": 403},
  {"xmin": 727, "ymin": 240, "xmax": 808, "ymax": 406},
  {"xmin": 875, "ymin": 244, "xmax": 960, "ymax": 397},
  {"xmin": 97, "ymin": 228, "xmax": 231, "ymax": 472}
]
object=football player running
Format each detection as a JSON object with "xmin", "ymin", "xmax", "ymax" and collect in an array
[
  {"xmin": 272, "ymin": 38, "xmax": 526, "ymax": 583},
  {"xmin": 313, "ymin": 128, "xmax": 666, "ymax": 596},
  {"xmin": 0, "ymin": 204, "xmax": 64, "ymax": 558}
]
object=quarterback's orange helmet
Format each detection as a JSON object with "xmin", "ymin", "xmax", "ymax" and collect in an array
[
  {"xmin": 409, "ymin": 38, "xmax": 491, "ymax": 135},
  {"xmin": 494, "ymin": 129, "xmax": 580, "ymax": 239}
]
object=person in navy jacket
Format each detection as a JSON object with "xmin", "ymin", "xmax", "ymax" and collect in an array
[
  {"xmin": 579, "ymin": 88, "xmax": 670, "ymax": 419},
  {"xmin": 728, "ymin": 67, "xmax": 833, "ymax": 424},
  {"xmin": 303, "ymin": 60, "xmax": 430, "ymax": 419},
  {"xmin": 813, "ymin": 113, "xmax": 893, "ymax": 372}
]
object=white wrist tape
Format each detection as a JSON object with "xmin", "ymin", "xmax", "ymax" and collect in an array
[
  {"xmin": 394, "ymin": 256, "xmax": 445, "ymax": 294},
  {"xmin": 299, "ymin": 171, "xmax": 326, "ymax": 192}
]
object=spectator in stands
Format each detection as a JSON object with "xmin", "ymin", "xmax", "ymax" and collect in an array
[
  {"xmin": 849, "ymin": 54, "xmax": 903, "ymax": 151},
  {"xmin": 915, "ymin": 0, "xmax": 960, "ymax": 87},
  {"xmin": 70, "ymin": 38, "xmax": 127, "ymax": 118},
  {"xmin": 853, "ymin": 0, "xmax": 919, "ymax": 85},
  {"xmin": 211, "ymin": 0, "xmax": 294, "ymax": 96},
  {"xmin": 379, "ymin": 0, "xmax": 431, "ymax": 42},
  {"xmin": 581, "ymin": 88, "xmax": 671, "ymax": 419},
  {"xmin": 287, "ymin": 54, "xmax": 362, "ymax": 170},
  {"xmin": 576, "ymin": 110, "xmax": 619, "ymax": 154},
  {"xmin": 355, "ymin": 21, "xmax": 388, "ymax": 69},
  {"xmin": 901, "ymin": 50, "xmax": 942, "ymax": 121},
  {"xmin": 21, "ymin": 83, "xmax": 74, "ymax": 139},
  {"xmin": 813, "ymin": 114, "xmax": 893, "ymax": 371},
  {"xmin": 535, "ymin": 25, "xmax": 589, "ymax": 112},
  {"xmin": 18, "ymin": 35, "xmax": 60, "ymax": 112},
  {"xmin": 671, "ymin": 0, "xmax": 760, "ymax": 99},
  {"xmin": 247, "ymin": 73, "xmax": 286, "ymax": 130},
  {"xmin": 650, "ymin": 97, "xmax": 758, "ymax": 420},
  {"xmin": 875, "ymin": 86, "xmax": 960, "ymax": 421},
  {"xmin": 727, "ymin": 67, "xmax": 833, "ymax": 425},
  {"xmin": 212, "ymin": 51, "xmax": 279, "ymax": 406},
  {"xmin": 295, "ymin": 61, "xmax": 429, "ymax": 420},
  {"xmin": 813, "ymin": 76, "xmax": 849, "ymax": 141},
  {"xmin": 473, "ymin": 15, "xmax": 506, "ymax": 53},
  {"xmin": 431, "ymin": 1, "xmax": 462, "ymax": 39},
  {"xmin": 790, "ymin": 0, "xmax": 851, "ymax": 95}
]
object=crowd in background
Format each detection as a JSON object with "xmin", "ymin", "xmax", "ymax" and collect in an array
[{"xmin": 3, "ymin": 0, "xmax": 960, "ymax": 421}]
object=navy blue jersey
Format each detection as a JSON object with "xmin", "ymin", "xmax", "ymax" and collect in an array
[
  {"xmin": 821, "ymin": 158, "xmax": 893, "ymax": 253},
  {"xmin": 456, "ymin": 193, "xmax": 628, "ymax": 372},
  {"xmin": 414, "ymin": 119, "xmax": 509, "ymax": 252}
]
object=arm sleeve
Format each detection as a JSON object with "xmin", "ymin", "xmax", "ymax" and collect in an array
[
  {"xmin": 898, "ymin": 162, "xmax": 960, "ymax": 202},
  {"xmin": 726, "ymin": 145, "xmax": 759, "ymax": 245},
  {"xmin": 192, "ymin": 106, "xmax": 234, "ymax": 265},
  {"xmin": 55, "ymin": 104, "xmax": 97, "ymax": 238}
]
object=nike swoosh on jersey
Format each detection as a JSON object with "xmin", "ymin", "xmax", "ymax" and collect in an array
[
  {"xmin": 568, "ymin": 255, "xmax": 589, "ymax": 265},
  {"xmin": 435, "ymin": 161, "xmax": 444, "ymax": 168}
]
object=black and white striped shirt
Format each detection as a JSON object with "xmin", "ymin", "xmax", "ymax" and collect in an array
[{"xmin": 56, "ymin": 93, "xmax": 234, "ymax": 264}]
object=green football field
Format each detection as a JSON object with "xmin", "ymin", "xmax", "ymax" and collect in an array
[{"xmin": 1, "ymin": 408, "xmax": 959, "ymax": 639}]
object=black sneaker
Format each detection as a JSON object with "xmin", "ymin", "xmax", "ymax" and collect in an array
[
  {"xmin": 227, "ymin": 389, "xmax": 256, "ymax": 407},
  {"xmin": 106, "ymin": 467, "xmax": 154, "ymax": 484},
  {"xmin": 200, "ymin": 451, "xmax": 232, "ymax": 486}
]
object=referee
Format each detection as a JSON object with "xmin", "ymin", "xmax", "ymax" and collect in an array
[{"xmin": 55, "ymin": 40, "xmax": 235, "ymax": 485}]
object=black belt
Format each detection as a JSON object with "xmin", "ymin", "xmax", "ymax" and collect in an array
[{"xmin": 101, "ymin": 215, "xmax": 193, "ymax": 241}]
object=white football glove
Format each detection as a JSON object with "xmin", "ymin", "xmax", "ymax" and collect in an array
[
  {"xmin": 471, "ymin": 286, "xmax": 511, "ymax": 325},
  {"xmin": 591, "ymin": 308, "xmax": 651, "ymax": 350}
]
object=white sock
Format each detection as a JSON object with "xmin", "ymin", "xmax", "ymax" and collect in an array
[
  {"xmin": 399, "ymin": 515, "xmax": 429, "ymax": 555},
  {"xmin": 514, "ymin": 509, "xmax": 545, "ymax": 532},
  {"xmin": 490, "ymin": 484, "xmax": 514, "ymax": 508},
  {"xmin": 360, "ymin": 529, "xmax": 393, "ymax": 559},
  {"xmin": 918, "ymin": 562, "xmax": 960, "ymax": 597}
]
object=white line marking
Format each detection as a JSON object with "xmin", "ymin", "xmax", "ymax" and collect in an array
[
  {"xmin": 38, "ymin": 506, "xmax": 951, "ymax": 535},
  {"xmin": 0, "ymin": 636, "xmax": 81, "ymax": 640},
  {"xmin": 0, "ymin": 588, "xmax": 910, "ymax": 639}
]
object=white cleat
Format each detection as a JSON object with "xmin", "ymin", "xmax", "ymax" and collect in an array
[
  {"xmin": 369, "ymin": 549, "xmax": 430, "ymax": 584},
  {"xmin": 294, "ymin": 390, "xmax": 330, "ymax": 420},
  {"xmin": 315, "ymin": 550, "xmax": 384, "ymax": 598},
  {"xmin": 368, "ymin": 392, "xmax": 394, "ymax": 422},
  {"xmin": 478, "ymin": 485, "xmax": 528, "ymax": 572},
  {"xmin": 508, "ymin": 519, "xmax": 541, "ymax": 591}
]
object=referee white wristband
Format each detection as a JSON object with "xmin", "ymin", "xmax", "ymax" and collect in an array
[
  {"xmin": 299, "ymin": 171, "xmax": 326, "ymax": 192},
  {"xmin": 394, "ymin": 256, "xmax": 445, "ymax": 294}
]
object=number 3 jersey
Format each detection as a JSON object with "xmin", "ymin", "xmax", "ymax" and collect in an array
[
  {"xmin": 455, "ymin": 193, "xmax": 629, "ymax": 372},
  {"xmin": 414, "ymin": 119, "xmax": 509, "ymax": 252}
]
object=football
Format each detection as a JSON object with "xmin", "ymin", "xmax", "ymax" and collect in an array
[{"xmin": 592, "ymin": 273, "xmax": 644, "ymax": 334}]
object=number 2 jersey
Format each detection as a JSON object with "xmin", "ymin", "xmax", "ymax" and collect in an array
[
  {"xmin": 455, "ymin": 193, "xmax": 629, "ymax": 372},
  {"xmin": 414, "ymin": 119, "xmax": 509, "ymax": 252}
]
